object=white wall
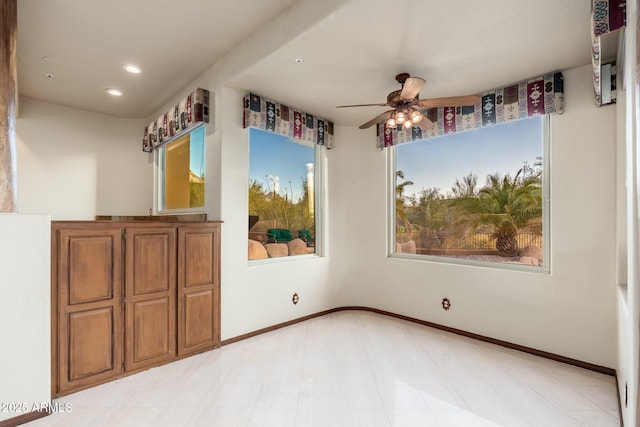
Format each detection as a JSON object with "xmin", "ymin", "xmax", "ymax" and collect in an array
[
  {"xmin": 617, "ymin": 1, "xmax": 640, "ymax": 424},
  {"xmin": 0, "ymin": 214, "xmax": 50, "ymax": 423},
  {"xmin": 329, "ymin": 64, "xmax": 618, "ymax": 368},
  {"xmin": 16, "ymin": 98, "xmax": 152, "ymax": 219},
  {"xmin": 217, "ymin": 85, "xmax": 336, "ymax": 338},
  {"xmin": 615, "ymin": 87, "xmax": 634, "ymax": 427}
]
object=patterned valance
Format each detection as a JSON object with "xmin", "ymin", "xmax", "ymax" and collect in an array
[
  {"xmin": 377, "ymin": 72, "xmax": 564, "ymax": 149},
  {"xmin": 142, "ymin": 88, "xmax": 210, "ymax": 152},
  {"xmin": 243, "ymin": 93, "xmax": 334, "ymax": 149},
  {"xmin": 591, "ymin": 0, "xmax": 626, "ymax": 106}
]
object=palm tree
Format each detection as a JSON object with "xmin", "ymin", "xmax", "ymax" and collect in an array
[
  {"xmin": 472, "ymin": 168, "xmax": 542, "ymax": 255},
  {"xmin": 450, "ymin": 173, "xmax": 478, "ymax": 198},
  {"xmin": 395, "ymin": 170, "xmax": 414, "ymax": 237},
  {"xmin": 447, "ymin": 173, "xmax": 481, "ymax": 248}
]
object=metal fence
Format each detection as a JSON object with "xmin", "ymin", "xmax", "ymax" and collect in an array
[{"xmin": 407, "ymin": 231, "xmax": 542, "ymax": 250}]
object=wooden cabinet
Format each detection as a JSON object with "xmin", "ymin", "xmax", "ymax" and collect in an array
[{"xmin": 52, "ymin": 221, "xmax": 221, "ymax": 397}]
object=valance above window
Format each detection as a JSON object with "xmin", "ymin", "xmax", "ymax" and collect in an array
[
  {"xmin": 243, "ymin": 93, "xmax": 334, "ymax": 149},
  {"xmin": 591, "ymin": 0, "xmax": 626, "ymax": 106},
  {"xmin": 377, "ymin": 72, "xmax": 564, "ymax": 149},
  {"xmin": 142, "ymin": 88, "xmax": 210, "ymax": 152}
]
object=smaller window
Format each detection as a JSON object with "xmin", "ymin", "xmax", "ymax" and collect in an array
[
  {"xmin": 248, "ymin": 128, "xmax": 318, "ymax": 259},
  {"xmin": 157, "ymin": 125, "xmax": 205, "ymax": 213}
]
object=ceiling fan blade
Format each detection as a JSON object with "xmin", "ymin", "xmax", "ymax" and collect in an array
[
  {"xmin": 336, "ymin": 102, "xmax": 389, "ymax": 108},
  {"xmin": 400, "ymin": 77, "xmax": 426, "ymax": 101},
  {"xmin": 418, "ymin": 116, "xmax": 434, "ymax": 130},
  {"xmin": 359, "ymin": 110, "xmax": 394, "ymax": 129},
  {"xmin": 417, "ymin": 95, "xmax": 481, "ymax": 109}
]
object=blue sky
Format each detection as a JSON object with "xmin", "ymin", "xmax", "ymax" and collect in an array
[
  {"xmin": 249, "ymin": 128, "xmax": 314, "ymax": 200},
  {"xmin": 189, "ymin": 125, "xmax": 206, "ymax": 177},
  {"xmin": 396, "ymin": 116, "xmax": 544, "ymax": 197},
  {"xmin": 247, "ymin": 117, "xmax": 543, "ymax": 201}
]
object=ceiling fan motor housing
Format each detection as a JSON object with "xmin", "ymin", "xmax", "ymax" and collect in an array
[{"xmin": 395, "ymin": 73, "xmax": 411, "ymax": 84}]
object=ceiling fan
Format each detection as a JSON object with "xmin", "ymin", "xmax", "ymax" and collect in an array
[{"xmin": 337, "ymin": 73, "xmax": 481, "ymax": 130}]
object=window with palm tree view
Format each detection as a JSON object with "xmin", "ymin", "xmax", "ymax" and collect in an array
[
  {"xmin": 248, "ymin": 128, "xmax": 316, "ymax": 259},
  {"xmin": 394, "ymin": 116, "xmax": 547, "ymax": 268}
]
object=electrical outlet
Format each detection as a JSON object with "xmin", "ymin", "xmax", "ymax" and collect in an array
[{"xmin": 292, "ymin": 293, "xmax": 299, "ymax": 305}]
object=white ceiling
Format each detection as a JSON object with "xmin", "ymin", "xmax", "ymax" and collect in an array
[{"xmin": 17, "ymin": 0, "xmax": 596, "ymax": 127}]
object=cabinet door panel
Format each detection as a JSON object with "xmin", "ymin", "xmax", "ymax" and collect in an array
[
  {"xmin": 125, "ymin": 227, "xmax": 176, "ymax": 371},
  {"xmin": 67, "ymin": 235, "xmax": 114, "ymax": 305},
  {"xmin": 178, "ymin": 224, "xmax": 220, "ymax": 355},
  {"xmin": 183, "ymin": 233, "xmax": 214, "ymax": 287},
  {"xmin": 132, "ymin": 297, "xmax": 171, "ymax": 363},
  {"xmin": 132, "ymin": 233, "xmax": 172, "ymax": 294},
  {"xmin": 183, "ymin": 289, "xmax": 214, "ymax": 347},
  {"xmin": 68, "ymin": 308, "xmax": 115, "ymax": 381}
]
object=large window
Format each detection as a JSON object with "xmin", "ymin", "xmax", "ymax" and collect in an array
[
  {"xmin": 157, "ymin": 125, "xmax": 205, "ymax": 213},
  {"xmin": 393, "ymin": 116, "xmax": 548, "ymax": 269},
  {"xmin": 248, "ymin": 128, "xmax": 318, "ymax": 259}
]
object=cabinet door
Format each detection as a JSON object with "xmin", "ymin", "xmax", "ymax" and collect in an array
[
  {"xmin": 125, "ymin": 227, "xmax": 176, "ymax": 371},
  {"xmin": 57, "ymin": 227, "xmax": 124, "ymax": 394},
  {"xmin": 177, "ymin": 224, "xmax": 221, "ymax": 355}
]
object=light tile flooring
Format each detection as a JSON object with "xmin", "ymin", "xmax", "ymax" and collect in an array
[{"xmin": 29, "ymin": 311, "xmax": 620, "ymax": 426}]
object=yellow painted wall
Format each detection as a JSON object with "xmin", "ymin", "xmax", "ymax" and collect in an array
[{"xmin": 165, "ymin": 134, "xmax": 190, "ymax": 209}]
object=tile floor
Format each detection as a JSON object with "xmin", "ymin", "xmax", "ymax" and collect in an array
[{"xmin": 28, "ymin": 311, "xmax": 620, "ymax": 426}]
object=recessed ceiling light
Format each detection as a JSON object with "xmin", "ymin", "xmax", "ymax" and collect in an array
[
  {"xmin": 45, "ymin": 73, "xmax": 54, "ymax": 78},
  {"xmin": 106, "ymin": 88, "xmax": 123, "ymax": 96},
  {"xmin": 122, "ymin": 64, "xmax": 143, "ymax": 74},
  {"xmin": 295, "ymin": 58, "xmax": 304, "ymax": 63}
]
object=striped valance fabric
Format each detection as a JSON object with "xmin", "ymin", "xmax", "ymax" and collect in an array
[
  {"xmin": 243, "ymin": 93, "xmax": 334, "ymax": 149},
  {"xmin": 592, "ymin": 0, "xmax": 625, "ymax": 36},
  {"xmin": 377, "ymin": 72, "xmax": 564, "ymax": 149},
  {"xmin": 142, "ymin": 88, "xmax": 210, "ymax": 152},
  {"xmin": 591, "ymin": 0, "xmax": 626, "ymax": 106}
]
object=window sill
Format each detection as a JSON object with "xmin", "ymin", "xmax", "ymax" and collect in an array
[
  {"xmin": 390, "ymin": 252, "xmax": 550, "ymax": 274},
  {"xmin": 249, "ymin": 253, "xmax": 321, "ymax": 266}
]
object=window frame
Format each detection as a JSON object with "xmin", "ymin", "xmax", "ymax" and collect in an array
[
  {"xmin": 247, "ymin": 129, "xmax": 325, "ymax": 264},
  {"xmin": 154, "ymin": 123, "xmax": 206, "ymax": 215},
  {"xmin": 388, "ymin": 115, "xmax": 551, "ymax": 273}
]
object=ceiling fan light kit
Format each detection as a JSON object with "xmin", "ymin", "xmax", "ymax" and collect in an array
[
  {"xmin": 410, "ymin": 109, "xmax": 423, "ymax": 123},
  {"xmin": 385, "ymin": 107, "xmax": 425, "ymax": 129},
  {"xmin": 338, "ymin": 73, "xmax": 481, "ymax": 130}
]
